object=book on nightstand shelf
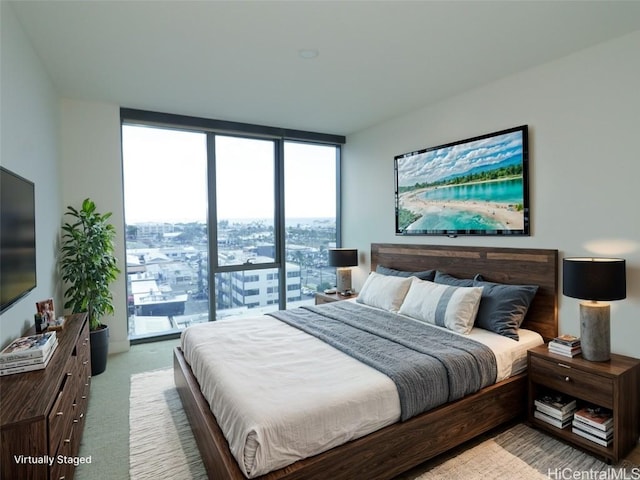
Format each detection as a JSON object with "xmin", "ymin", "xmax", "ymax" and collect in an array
[
  {"xmin": 572, "ymin": 424, "xmax": 613, "ymax": 447},
  {"xmin": 573, "ymin": 406, "xmax": 613, "ymax": 431},
  {"xmin": 533, "ymin": 391, "xmax": 577, "ymax": 428},
  {"xmin": 572, "ymin": 418, "xmax": 613, "ymax": 440},
  {"xmin": 534, "ymin": 400, "xmax": 576, "ymax": 422},
  {"xmin": 534, "ymin": 409, "xmax": 573, "ymax": 429},
  {"xmin": 535, "ymin": 392, "xmax": 577, "ymax": 414}
]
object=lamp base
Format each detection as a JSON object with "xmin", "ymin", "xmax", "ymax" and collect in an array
[
  {"xmin": 579, "ymin": 302, "xmax": 610, "ymax": 362},
  {"xmin": 336, "ymin": 268, "xmax": 352, "ymax": 295}
]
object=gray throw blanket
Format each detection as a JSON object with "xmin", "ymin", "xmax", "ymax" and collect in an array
[{"xmin": 268, "ymin": 301, "xmax": 497, "ymax": 421}]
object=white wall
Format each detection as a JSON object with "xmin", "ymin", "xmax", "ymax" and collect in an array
[
  {"xmin": 0, "ymin": 3, "xmax": 63, "ymax": 347},
  {"xmin": 343, "ymin": 31, "xmax": 640, "ymax": 358},
  {"xmin": 59, "ymin": 99, "xmax": 129, "ymax": 354},
  {"xmin": 0, "ymin": 4, "xmax": 128, "ymax": 353}
]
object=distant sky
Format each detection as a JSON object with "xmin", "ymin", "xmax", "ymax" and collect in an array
[
  {"xmin": 397, "ymin": 130, "xmax": 523, "ymax": 186},
  {"xmin": 122, "ymin": 125, "xmax": 336, "ymax": 224}
]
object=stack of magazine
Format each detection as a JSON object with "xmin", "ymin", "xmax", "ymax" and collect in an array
[
  {"xmin": 548, "ymin": 334, "xmax": 582, "ymax": 357},
  {"xmin": 0, "ymin": 331, "xmax": 58, "ymax": 376},
  {"xmin": 572, "ymin": 406, "xmax": 614, "ymax": 447},
  {"xmin": 534, "ymin": 392, "xmax": 577, "ymax": 429}
]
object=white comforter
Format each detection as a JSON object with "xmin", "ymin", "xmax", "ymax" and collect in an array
[{"xmin": 181, "ymin": 304, "xmax": 542, "ymax": 478}]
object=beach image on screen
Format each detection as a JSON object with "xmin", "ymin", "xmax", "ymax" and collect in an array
[{"xmin": 395, "ymin": 128, "xmax": 527, "ymax": 234}]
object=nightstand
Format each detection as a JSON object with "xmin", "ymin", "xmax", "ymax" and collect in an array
[
  {"xmin": 315, "ymin": 291, "xmax": 357, "ymax": 305},
  {"xmin": 527, "ymin": 345, "xmax": 640, "ymax": 463}
]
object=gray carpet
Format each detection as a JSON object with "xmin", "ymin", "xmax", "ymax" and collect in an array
[{"xmin": 76, "ymin": 338, "xmax": 181, "ymax": 480}]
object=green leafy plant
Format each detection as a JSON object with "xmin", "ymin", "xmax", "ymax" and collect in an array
[{"xmin": 60, "ymin": 198, "xmax": 120, "ymax": 330}]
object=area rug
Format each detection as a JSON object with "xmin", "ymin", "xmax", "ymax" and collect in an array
[
  {"xmin": 412, "ymin": 422, "xmax": 639, "ymax": 479},
  {"xmin": 130, "ymin": 368, "xmax": 638, "ymax": 480},
  {"xmin": 129, "ymin": 368, "xmax": 207, "ymax": 479}
]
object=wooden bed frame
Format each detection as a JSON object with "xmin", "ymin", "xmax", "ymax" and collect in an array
[{"xmin": 174, "ymin": 243, "xmax": 558, "ymax": 480}]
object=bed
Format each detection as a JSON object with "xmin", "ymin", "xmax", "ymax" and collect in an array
[{"xmin": 174, "ymin": 243, "xmax": 558, "ymax": 480}]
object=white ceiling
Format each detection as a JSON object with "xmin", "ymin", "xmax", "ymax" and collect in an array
[{"xmin": 10, "ymin": 0, "xmax": 640, "ymax": 136}]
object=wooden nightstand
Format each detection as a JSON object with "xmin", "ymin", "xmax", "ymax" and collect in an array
[
  {"xmin": 315, "ymin": 291, "xmax": 357, "ymax": 305},
  {"xmin": 527, "ymin": 345, "xmax": 640, "ymax": 463}
]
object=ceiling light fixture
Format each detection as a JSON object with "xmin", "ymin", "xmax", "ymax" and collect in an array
[{"xmin": 298, "ymin": 49, "xmax": 319, "ymax": 59}]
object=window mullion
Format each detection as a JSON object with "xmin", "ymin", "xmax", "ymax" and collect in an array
[{"xmin": 275, "ymin": 139, "xmax": 286, "ymax": 310}]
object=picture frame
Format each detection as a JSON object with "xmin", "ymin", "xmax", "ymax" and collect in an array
[
  {"xmin": 35, "ymin": 298, "xmax": 55, "ymax": 328},
  {"xmin": 394, "ymin": 125, "xmax": 530, "ymax": 236}
]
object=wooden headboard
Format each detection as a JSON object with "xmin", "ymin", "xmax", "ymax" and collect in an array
[{"xmin": 371, "ymin": 243, "xmax": 558, "ymax": 341}]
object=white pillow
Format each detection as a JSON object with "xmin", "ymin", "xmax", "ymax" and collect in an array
[
  {"xmin": 356, "ymin": 271, "xmax": 413, "ymax": 312},
  {"xmin": 398, "ymin": 278, "xmax": 483, "ymax": 334}
]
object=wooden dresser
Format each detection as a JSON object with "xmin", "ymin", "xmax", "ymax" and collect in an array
[{"xmin": 1, "ymin": 313, "xmax": 91, "ymax": 480}]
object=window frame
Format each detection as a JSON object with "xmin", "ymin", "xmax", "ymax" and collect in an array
[{"xmin": 121, "ymin": 108, "xmax": 345, "ymax": 320}]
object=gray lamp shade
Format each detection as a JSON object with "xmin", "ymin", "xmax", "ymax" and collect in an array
[
  {"xmin": 328, "ymin": 249, "xmax": 358, "ymax": 267},
  {"xmin": 563, "ymin": 257, "xmax": 626, "ymax": 301}
]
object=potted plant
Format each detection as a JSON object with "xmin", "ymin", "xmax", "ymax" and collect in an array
[{"xmin": 60, "ymin": 198, "xmax": 120, "ymax": 376}]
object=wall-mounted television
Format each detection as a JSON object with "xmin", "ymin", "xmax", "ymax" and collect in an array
[
  {"xmin": 395, "ymin": 125, "xmax": 529, "ymax": 236},
  {"xmin": 1, "ymin": 167, "xmax": 37, "ymax": 313}
]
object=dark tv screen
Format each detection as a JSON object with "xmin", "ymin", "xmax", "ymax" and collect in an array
[
  {"xmin": 1, "ymin": 167, "xmax": 37, "ymax": 313},
  {"xmin": 395, "ymin": 125, "xmax": 529, "ymax": 236}
]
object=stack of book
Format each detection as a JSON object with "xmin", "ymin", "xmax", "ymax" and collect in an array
[
  {"xmin": 572, "ymin": 406, "xmax": 614, "ymax": 447},
  {"xmin": 548, "ymin": 334, "xmax": 582, "ymax": 357},
  {"xmin": 534, "ymin": 392, "xmax": 577, "ymax": 429},
  {"xmin": 0, "ymin": 331, "xmax": 58, "ymax": 376}
]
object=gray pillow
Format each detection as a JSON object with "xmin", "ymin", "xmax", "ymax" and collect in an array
[
  {"xmin": 434, "ymin": 271, "xmax": 475, "ymax": 287},
  {"xmin": 376, "ymin": 265, "xmax": 435, "ymax": 281},
  {"xmin": 472, "ymin": 279, "xmax": 539, "ymax": 340}
]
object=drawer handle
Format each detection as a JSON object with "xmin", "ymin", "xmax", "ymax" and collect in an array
[
  {"xmin": 83, "ymin": 360, "xmax": 89, "ymax": 365},
  {"xmin": 73, "ymin": 419, "xmax": 79, "ymax": 424},
  {"xmin": 64, "ymin": 438, "xmax": 71, "ymax": 444},
  {"xmin": 557, "ymin": 363, "xmax": 571, "ymax": 369},
  {"xmin": 564, "ymin": 376, "xmax": 571, "ymax": 382},
  {"xmin": 67, "ymin": 372, "xmax": 73, "ymax": 377},
  {"xmin": 56, "ymin": 411, "xmax": 64, "ymax": 416},
  {"xmin": 82, "ymin": 395, "xmax": 87, "ymax": 400}
]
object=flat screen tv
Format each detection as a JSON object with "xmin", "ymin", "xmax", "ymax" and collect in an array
[
  {"xmin": 395, "ymin": 125, "xmax": 529, "ymax": 236},
  {"xmin": 1, "ymin": 167, "xmax": 37, "ymax": 313}
]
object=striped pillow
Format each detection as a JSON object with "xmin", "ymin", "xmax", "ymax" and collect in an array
[
  {"xmin": 356, "ymin": 271, "xmax": 413, "ymax": 312},
  {"xmin": 398, "ymin": 278, "xmax": 483, "ymax": 334}
]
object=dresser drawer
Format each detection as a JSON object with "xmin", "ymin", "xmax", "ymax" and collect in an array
[
  {"xmin": 50, "ymin": 423, "xmax": 75, "ymax": 480},
  {"xmin": 48, "ymin": 371, "xmax": 76, "ymax": 454},
  {"xmin": 529, "ymin": 355, "xmax": 613, "ymax": 408}
]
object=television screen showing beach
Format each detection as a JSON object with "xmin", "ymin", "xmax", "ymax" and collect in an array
[{"xmin": 395, "ymin": 127, "xmax": 528, "ymax": 234}]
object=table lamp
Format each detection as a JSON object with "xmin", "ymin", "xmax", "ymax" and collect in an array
[
  {"xmin": 562, "ymin": 257, "xmax": 626, "ymax": 362},
  {"xmin": 328, "ymin": 248, "xmax": 358, "ymax": 295}
]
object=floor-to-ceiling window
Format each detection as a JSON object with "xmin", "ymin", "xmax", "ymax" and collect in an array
[
  {"xmin": 121, "ymin": 109, "xmax": 344, "ymax": 341},
  {"xmin": 284, "ymin": 141, "xmax": 338, "ymax": 309},
  {"xmin": 212, "ymin": 135, "xmax": 281, "ymax": 319}
]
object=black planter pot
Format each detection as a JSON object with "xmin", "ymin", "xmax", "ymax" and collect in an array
[{"xmin": 90, "ymin": 324, "xmax": 109, "ymax": 376}]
